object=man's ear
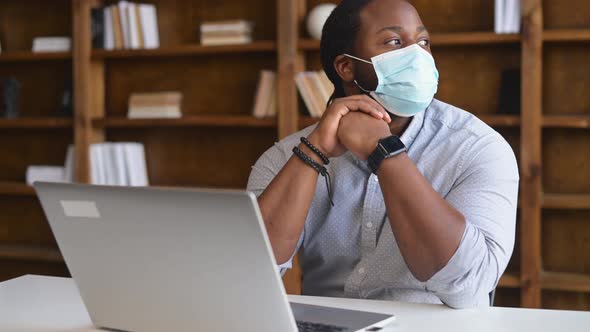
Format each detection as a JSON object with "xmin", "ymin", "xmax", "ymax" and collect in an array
[{"xmin": 333, "ymin": 55, "xmax": 355, "ymax": 83}]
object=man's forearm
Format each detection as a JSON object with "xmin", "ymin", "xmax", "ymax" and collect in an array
[
  {"xmin": 258, "ymin": 143, "xmax": 322, "ymax": 264},
  {"xmin": 377, "ymin": 154, "xmax": 466, "ymax": 281}
]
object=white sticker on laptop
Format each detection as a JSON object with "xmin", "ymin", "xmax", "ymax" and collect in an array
[{"xmin": 60, "ymin": 201, "xmax": 101, "ymax": 218}]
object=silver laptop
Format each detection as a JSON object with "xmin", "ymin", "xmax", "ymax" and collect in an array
[{"xmin": 35, "ymin": 182, "xmax": 395, "ymax": 332}]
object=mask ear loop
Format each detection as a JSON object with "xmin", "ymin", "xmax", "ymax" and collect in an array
[{"xmin": 342, "ymin": 53, "xmax": 374, "ymax": 93}]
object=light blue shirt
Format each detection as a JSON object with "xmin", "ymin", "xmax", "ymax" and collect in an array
[{"xmin": 247, "ymin": 99, "xmax": 519, "ymax": 308}]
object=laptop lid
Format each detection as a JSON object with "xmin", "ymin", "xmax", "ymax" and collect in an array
[{"xmin": 34, "ymin": 182, "xmax": 298, "ymax": 332}]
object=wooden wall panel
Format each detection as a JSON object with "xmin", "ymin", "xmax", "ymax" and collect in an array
[
  {"xmin": 0, "ymin": 61, "xmax": 72, "ymax": 117},
  {"xmin": 542, "ymin": 210, "xmax": 590, "ymax": 274},
  {"xmin": 542, "ymin": 129, "xmax": 590, "ymax": 194},
  {"xmin": 0, "ymin": 197, "xmax": 56, "ymax": 246},
  {"xmin": 543, "ymin": 291, "xmax": 590, "ymax": 311},
  {"xmin": 543, "ymin": 45, "xmax": 590, "ymax": 115},
  {"xmin": 542, "ymin": 0, "xmax": 589, "ymax": 30},
  {"xmin": 409, "ymin": 0, "xmax": 494, "ymax": 33},
  {"xmin": 432, "ymin": 46, "xmax": 521, "ymax": 115},
  {"xmin": 107, "ymin": 127, "xmax": 276, "ymax": 188},
  {"xmin": 0, "ymin": 130, "xmax": 72, "ymax": 182},
  {"xmin": 105, "ymin": 54, "xmax": 276, "ymax": 117},
  {"xmin": 0, "ymin": 0, "xmax": 71, "ymax": 52}
]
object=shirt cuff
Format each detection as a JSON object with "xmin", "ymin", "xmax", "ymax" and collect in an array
[{"xmin": 425, "ymin": 223, "xmax": 489, "ymax": 308}]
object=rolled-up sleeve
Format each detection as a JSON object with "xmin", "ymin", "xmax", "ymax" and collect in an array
[
  {"xmin": 425, "ymin": 133, "xmax": 519, "ymax": 308},
  {"xmin": 247, "ymin": 142, "xmax": 305, "ymax": 276}
]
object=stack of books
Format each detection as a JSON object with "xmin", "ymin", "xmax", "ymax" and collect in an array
[
  {"xmin": 64, "ymin": 143, "xmax": 149, "ymax": 186},
  {"xmin": 128, "ymin": 92, "xmax": 183, "ymax": 119},
  {"xmin": 200, "ymin": 20, "xmax": 253, "ymax": 46},
  {"xmin": 252, "ymin": 70, "xmax": 277, "ymax": 118},
  {"xmin": 495, "ymin": 0, "xmax": 521, "ymax": 34},
  {"xmin": 92, "ymin": 1, "xmax": 160, "ymax": 50},
  {"xmin": 295, "ymin": 71, "xmax": 333, "ymax": 118}
]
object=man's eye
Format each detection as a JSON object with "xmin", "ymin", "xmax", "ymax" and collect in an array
[
  {"xmin": 386, "ymin": 39, "xmax": 402, "ymax": 46},
  {"xmin": 418, "ymin": 39, "xmax": 430, "ymax": 47}
]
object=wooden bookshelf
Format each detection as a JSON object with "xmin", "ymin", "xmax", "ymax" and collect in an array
[
  {"xmin": 541, "ymin": 271, "xmax": 590, "ymax": 293},
  {"xmin": 0, "ymin": 118, "xmax": 73, "ymax": 129},
  {"xmin": 542, "ymin": 193, "xmax": 590, "ymax": 210},
  {"xmin": 543, "ymin": 29, "xmax": 590, "ymax": 42},
  {"xmin": 0, "ymin": 245, "xmax": 63, "ymax": 263},
  {"xmin": 93, "ymin": 115, "xmax": 277, "ymax": 128},
  {"xmin": 498, "ymin": 272, "xmax": 521, "ymax": 288},
  {"xmin": 0, "ymin": 51, "xmax": 72, "ymax": 62},
  {"xmin": 0, "ymin": 182, "xmax": 36, "ymax": 196},
  {"xmin": 543, "ymin": 115, "xmax": 590, "ymax": 129},
  {"xmin": 91, "ymin": 41, "xmax": 277, "ymax": 59}
]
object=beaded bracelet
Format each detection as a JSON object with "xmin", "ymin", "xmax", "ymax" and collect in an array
[
  {"xmin": 300, "ymin": 137, "xmax": 330, "ymax": 165},
  {"xmin": 292, "ymin": 146, "xmax": 335, "ymax": 207}
]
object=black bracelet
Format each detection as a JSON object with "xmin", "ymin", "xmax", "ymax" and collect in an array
[
  {"xmin": 292, "ymin": 146, "xmax": 335, "ymax": 207},
  {"xmin": 300, "ymin": 137, "xmax": 330, "ymax": 165}
]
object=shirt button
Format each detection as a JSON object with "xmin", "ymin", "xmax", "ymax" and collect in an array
[
  {"xmin": 374, "ymin": 177, "xmax": 379, "ymax": 182},
  {"xmin": 358, "ymin": 267, "xmax": 366, "ymax": 275},
  {"xmin": 366, "ymin": 222, "xmax": 373, "ymax": 228}
]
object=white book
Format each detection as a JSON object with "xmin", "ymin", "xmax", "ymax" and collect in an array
[
  {"xmin": 63, "ymin": 145, "xmax": 75, "ymax": 183},
  {"xmin": 494, "ymin": 0, "xmax": 505, "ymax": 34},
  {"xmin": 139, "ymin": 4, "xmax": 159, "ymax": 49},
  {"xmin": 104, "ymin": 7, "xmax": 115, "ymax": 50},
  {"xmin": 510, "ymin": 0, "xmax": 521, "ymax": 33},
  {"xmin": 96, "ymin": 143, "xmax": 115, "ymax": 185},
  {"xmin": 128, "ymin": 110, "xmax": 182, "ymax": 119},
  {"xmin": 127, "ymin": 3, "xmax": 141, "ymax": 49},
  {"xmin": 114, "ymin": 144, "xmax": 129, "ymax": 186},
  {"xmin": 125, "ymin": 143, "xmax": 149, "ymax": 186},
  {"xmin": 118, "ymin": 1, "xmax": 131, "ymax": 49},
  {"xmin": 32, "ymin": 37, "xmax": 71, "ymax": 52},
  {"xmin": 90, "ymin": 145, "xmax": 100, "ymax": 184},
  {"xmin": 26, "ymin": 166, "xmax": 66, "ymax": 186}
]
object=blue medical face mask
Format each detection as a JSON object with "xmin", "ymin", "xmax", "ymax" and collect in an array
[{"xmin": 344, "ymin": 44, "xmax": 439, "ymax": 117}]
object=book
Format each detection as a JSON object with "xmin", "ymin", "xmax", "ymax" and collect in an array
[
  {"xmin": 252, "ymin": 70, "xmax": 276, "ymax": 118},
  {"xmin": 134, "ymin": 5, "xmax": 145, "ymax": 49},
  {"xmin": 317, "ymin": 70, "xmax": 334, "ymax": 101},
  {"xmin": 103, "ymin": 6, "xmax": 115, "ymax": 50},
  {"xmin": 124, "ymin": 143, "xmax": 149, "ymax": 186},
  {"xmin": 111, "ymin": 5, "xmax": 124, "ymax": 49},
  {"xmin": 128, "ymin": 92, "xmax": 182, "ymax": 119},
  {"xmin": 32, "ymin": 37, "xmax": 71, "ymax": 52},
  {"xmin": 139, "ymin": 4, "xmax": 160, "ymax": 49},
  {"xmin": 295, "ymin": 73, "xmax": 319, "ymax": 117},
  {"xmin": 495, "ymin": 0, "xmax": 520, "ymax": 34},
  {"xmin": 26, "ymin": 166, "xmax": 66, "ymax": 185},
  {"xmin": 200, "ymin": 20, "xmax": 253, "ymax": 34},
  {"xmin": 91, "ymin": 7, "xmax": 104, "ymax": 49},
  {"xmin": 118, "ymin": 1, "xmax": 131, "ymax": 48},
  {"xmin": 494, "ymin": 0, "xmax": 505, "ymax": 34},
  {"xmin": 127, "ymin": 3, "xmax": 140, "ymax": 49},
  {"xmin": 304, "ymin": 72, "xmax": 327, "ymax": 117},
  {"xmin": 201, "ymin": 35, "xmax": 252, "ymax": 46}
]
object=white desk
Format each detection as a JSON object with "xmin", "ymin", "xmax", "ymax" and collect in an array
[{"xmin": 1, "ymin": 275, "xmax": 589, "ymax": 332}]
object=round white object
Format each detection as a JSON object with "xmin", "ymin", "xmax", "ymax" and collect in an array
[{"xmin": 306, "ymin": 3, "xmax": 337, "ymax": 40}]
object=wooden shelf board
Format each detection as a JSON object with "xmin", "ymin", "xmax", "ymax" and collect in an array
[
  {"xmin": 0, "ymin": 245, "xmax": 63, "ymax": 263},
  {"xmin": 94, "ymin": 115, "xmax": 278, "ymax": 128},
  {"xmin": 298, "ymin": 32, "xmax": 520, "ymax": 50},
  {"xmin": 92, "ymin": 41, "xmax": 277, "ymax": 59},
  {"xmin": 541, "ymin": 271, "xmax": 590, "ymax": 292},
  {"xmin": 498, "ymin": 272, "xmax": 521, "ymax": 288},
  {"xmin": 299, "ymin": 116, "xmax": 320, "ymax": 128},
  {"xmin": 478, "ymin": 114, "xmax": 521, "ymax": 127},
  {"xmin": 0, "ymin": 182, "xmax": 36, "ymax": 196},
  {"xmin": 0, "ymin": 118, "xmax": 73, "ymax": 129},
  {"xmin": 542, "ymin": 193, "xmax": 590, "ymax": 210},
  {"xmin": 0, "ymin": 51, "xmax": 72, "ymax": 62},
  {"xmin": 543, "ymin": 29, "xmax": 590, "ymax": 42},
  {"xmin": 543, "ymin": 115, "xmax": 590, "ymax": 129}
]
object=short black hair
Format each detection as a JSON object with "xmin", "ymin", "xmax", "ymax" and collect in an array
[{"xmin": 320, "ymin": 0, "xmax": 375, "ymax": 100}]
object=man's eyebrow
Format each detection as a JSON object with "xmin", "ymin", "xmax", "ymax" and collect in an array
[
  {"xmin": 417, "ymin": 26, "xmax": 428, "ymax": 33},
  {"xmin": 377, "ymin": 26, "xmax": 403, "ymax": 33}
]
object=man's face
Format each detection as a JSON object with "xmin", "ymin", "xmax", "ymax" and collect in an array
[{"xmin": 352, "ymin": 0, "xmax": 432, "ymax": 91}]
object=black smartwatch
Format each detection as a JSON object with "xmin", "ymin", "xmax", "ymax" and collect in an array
[{"xmin": 367, "ymin": 135, "xmax": 407, "ymax": 174}]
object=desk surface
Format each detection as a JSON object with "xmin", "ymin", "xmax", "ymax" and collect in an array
[{"xmin": 1, "ymin": 275, "xmax": 589, "ymax": 332}]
